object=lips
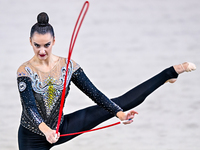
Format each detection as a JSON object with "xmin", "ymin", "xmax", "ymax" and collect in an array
[{"xmin": 39, "ymin": 54, "xmax": 46, "ymax": 57}]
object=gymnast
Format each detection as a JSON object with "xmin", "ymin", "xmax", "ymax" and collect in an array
[{"xmin": 17, "ymin": 12, "xmax": 196, "ymax": 150}]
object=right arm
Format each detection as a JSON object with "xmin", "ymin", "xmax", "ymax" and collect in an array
[
  {"xmin": 17, "ymin": 68, "xmax": 59, "ymax": 143},
  {"xmin": 17, "ymin": 76, "xmax": 44, "ymax": 126}
]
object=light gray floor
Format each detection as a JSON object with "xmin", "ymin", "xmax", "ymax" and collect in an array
[{"xmin": 0, "ymin": 0, "xmax": 200, "ymax": 149}]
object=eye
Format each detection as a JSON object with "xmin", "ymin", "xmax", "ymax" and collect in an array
[
  {"xmin": 34, "ymin": 43, "xmax": 40, "ymax": 48},
  {"xmin": 44, "ymin": 43, "xmax": 51, "ymax": 48}
]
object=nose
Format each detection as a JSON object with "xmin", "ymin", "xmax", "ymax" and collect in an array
[{"xmin": 39, "ymin": 47, "xmax": 46, "ymax": 54}]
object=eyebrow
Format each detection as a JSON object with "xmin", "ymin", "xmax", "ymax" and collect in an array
[
  {"xmin": 45, "ymin": 42, "xmax": 51, "ymax": 45},
  {"xmin": 34, "ymin": 42, "xmax": 51, "ymax": 46}
]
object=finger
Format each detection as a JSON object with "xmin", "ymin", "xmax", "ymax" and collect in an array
[
  {"xmin": 51, "ymin": 138, "xmax": 57, "ymax": 144},
  {"xmin": 50, "ymin": 135, "xmax": 58, "ymax": 143},
  {"xmin": 122, "ymin": 117, "xmax": 134, "ymax": 123},
  {"xmin": 47, "ymin": 137, "xmax": 52, "ymax": 144},
  {"xmin": 48, "ymin": 139, "xmax": 53, "ymax": 144},
  {"xmin": 128, "ymin": 111, "xmax": 138, "ymax": 119},
  {"xmin": 55, "ymin": 133, "xmax": 60, "ymax": 139},
  {"xmin": 127, "ymin": 113, "xmax": 135, "ymax": 120},
  {"xmin": 55, "ymin": 134, "xmax": 58, "ymax": 139},
  {"xmin": 53, "ymin": 131, "xmax": 60, "ymax": 140},
  {"xmin": 130, "ymin": 110, "xmax": 138, "ymax": 115},
  {"xmin": 58, "ymin": 132, "xmax": 60, "ymax": 138},
  {"xmin": 127, "ymin": 111, "xmax": 137, "ymax": 117},
  {"xmin": 123, "ymin": 119, "xmax": 133, "ymax": 125}
]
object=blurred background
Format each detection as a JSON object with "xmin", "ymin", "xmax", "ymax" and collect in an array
[{"xmin": 0, "ymin": 0, "xmax": 200, "ymax": 149}]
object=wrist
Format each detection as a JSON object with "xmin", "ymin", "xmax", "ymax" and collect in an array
[
  {"xmin": 116, "ymin": 111, "xmax": 126, "ymax": 121},
  {"xmin": 39, "ymin": 122, "xmax": 51, "ymax": 135}
]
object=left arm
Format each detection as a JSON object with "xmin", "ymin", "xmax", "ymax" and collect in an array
[{"xmin": 71, "ymin": 68, "xmax": 138, "ymax": 122}]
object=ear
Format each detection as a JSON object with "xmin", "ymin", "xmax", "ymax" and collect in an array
[
  {"xmin": 30, "ymin": 37, "xmax": 33, "ymax": 46},
  {"xmin": 52, "ymin": 37, "xmax": 55, "ymax": 46}
]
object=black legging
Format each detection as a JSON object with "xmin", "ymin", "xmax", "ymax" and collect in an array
[{"xmin": 18, "ymin": 66, "xmax": 178, "ymax": 150}]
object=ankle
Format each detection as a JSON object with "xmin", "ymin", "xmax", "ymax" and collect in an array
[{"xmin": 173, "ymin": 64, "xmax": 185, "ymax": 74}]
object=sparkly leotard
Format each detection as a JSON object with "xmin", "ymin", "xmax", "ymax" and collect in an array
[{"xmin": 17, "ymin": 57, "xmax": 122, "ymax": 136}]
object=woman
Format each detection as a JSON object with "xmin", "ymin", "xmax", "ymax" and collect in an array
[{"xmin": 17, "ymin": 12, "xmax": 196, "ymax": 150}]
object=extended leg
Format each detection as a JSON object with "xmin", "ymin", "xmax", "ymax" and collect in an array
[
  {"xmin": 55, "ymin": 63, "xmax": 196, "ymax": 146},
  {"xmin": 113, "ymin": 62, "xmax": 196, "ymax": 111},
  {"xmin": 111, "ymin": 66, "xmax": 178, "ymax": 111},
  {"xmin": 54, "ymin": 66, "xmax": 178, "ymax": 145}
]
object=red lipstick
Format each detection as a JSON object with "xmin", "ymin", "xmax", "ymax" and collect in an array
[{"xmin": 39, "ymin": 54, "xmax": 46, "ymax": 57}]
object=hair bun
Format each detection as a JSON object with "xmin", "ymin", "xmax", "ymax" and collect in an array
[{"xmin": 37, "ymin": 12, "xmax": 49, "ymax": 26}]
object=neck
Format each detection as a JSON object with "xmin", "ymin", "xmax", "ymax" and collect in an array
[
  {"xmin": 30, "ymin": 54, "xmax": 59, "ymax": 72},
  {"xmin": 32, "ymin": 54, "xmax": 55, "ymax": 66}
]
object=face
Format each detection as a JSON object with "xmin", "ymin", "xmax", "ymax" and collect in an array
[{"xmin": 30, "ymin": 32, "xmax": 55, "ymax": 61}]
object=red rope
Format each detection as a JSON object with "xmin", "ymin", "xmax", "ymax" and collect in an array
[
  {"xmin": 60, "ymin": 122, "xmax": 121, "ymax": 137},
  {"xmin": 56, "ymin": 1, "xmax": 125, "ymax": 137},
  {"xmin": 56, "ymin": 1, "xmax": 90, "ymax": 135}
]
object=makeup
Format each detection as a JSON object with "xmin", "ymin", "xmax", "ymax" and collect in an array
[{"xmin": 39, "ymin": 54, "xmax": 46, "ymax": 57}]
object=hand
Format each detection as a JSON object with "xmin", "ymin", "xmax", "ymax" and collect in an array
[
  {"xmin": 117, "ymin": 110, "xmax": 138, "ymax": 125},
  {"xmin": 39, "ymin": 122, "xmax": 60, "ymax": 144},
  {"xmin": 44, "ymin": 129, "xmax": 60, "ymax": 144},
  {"xmin": 123, "ymin": 110, "xmax": 138, "ymax": 125}
]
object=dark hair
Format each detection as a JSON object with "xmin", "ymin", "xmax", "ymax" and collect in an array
[{"xmin": 30, "ymin": 12, "xmax": 55, "ymax": 38}]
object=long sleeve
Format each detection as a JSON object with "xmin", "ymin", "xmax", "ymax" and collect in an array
[
  {"xmin": 17, "ymin": 76, "xmax": 44, "ymax": 126},
  {"xmin": 71, "ymin": 68, "xmax": 123, "ymax": 116}
]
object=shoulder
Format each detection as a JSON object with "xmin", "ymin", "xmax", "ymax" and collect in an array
[
  {"xmin": 59, "ymin": 56, "xmax": 80, "ymax": 72},
  {"xmin": 71, "ymin": 59, "xmax": 80, "ymax": 73},
  {"xmin": 17, "ymin": 61, "xmax": 31, "ymax": 77}
]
